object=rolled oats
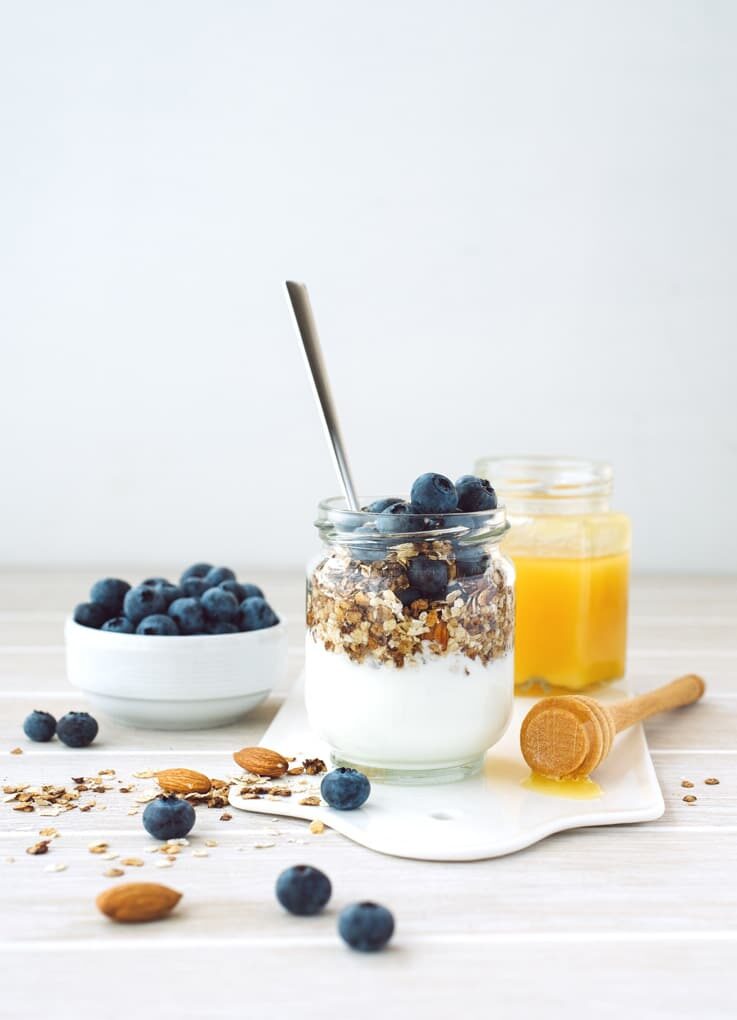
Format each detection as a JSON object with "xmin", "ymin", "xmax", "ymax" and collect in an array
[{"xmin": 307, "ymin": 543, "xmax": 513, "ymax": 669}]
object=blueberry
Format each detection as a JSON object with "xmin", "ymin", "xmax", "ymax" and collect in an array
[
  {"xmin": 89, "ymin": 578, "xmax": 131, "ymax": 615},
  {"xmin": 180, "ymin": 562, "xmax": 213, "ymax": 583},
  {"xmin": 238, "ymin": 596, "xmax": 279, "ymax": 632},
  {"xmin": 158, "ymin": 582, "xmax": 182, "ymax": 606},
  {"xmin": 407, "ymin": 555, "xmax": 449, "ymax": 596},
  {"xmin": 181, "ymin": 576, "xmax": 209, "ymax": 598},
  {"xmin": 455, "ymin": 548, "xmax": 490, "ymax": 578},
  {"xmin": 363, "ymin": 497, "xmax": 402, "ymax": 513},
  {"xmin": 408, "ymin": 505, "xmax": 444, "ymax": 531},
  {"xmin": 376, "ymin": 501, "xmax": 415, "ymax": 535},
  {"xmin": 101, "ymin": 616, "xmax": 135, "ymax": 634},
  {"xmin": 410, "ymin": 472, "xmax": 457, "ymax": 514},
  {"xmin": 168, "ymin": 597, "xmax": 207, "ymax": 635},
  {"xmin": 73, "ymin": 602, "xmax": 108, "ymax": 629},
  {"xmin": 455, "ymin": 475, "xmax": 498, "ymax": 512},
  {"xmin": 142, "ymin": 795, "xmax": 196, "ymax": 840},
  {"xmin": 275, "ymin": 865, "xmax": 332, "ymax": 916},
  {"xmin": 398, "ymin": 587, "xmax": 422, "ymax": 607},
  {"xmin": 207, "ymin": 621, "xmax": 239, "ymax": 635},
  {"xmin": 56, "ymin": 711, "xmax": 98, "ymax": 748},
  {"xmin": 23, "ymin": 710, "xmax": 56, "ymax": 742},
  {"xmin": 203, "ymin": 566, "xmax": 236, "ymax": 588},
  {"xmin": 136, "ymin": 614, "xmax": 179, "ymax": 636},
  {"xmin": 218, "ymin": 580, "xmax": 246, "ymax": 602},
  {"xmin": 143, "ymin": 579, "xmax": 181, "ymax": 607},
  {"xmin": 320, "ymin": 767, "xmax": 371, "ymax": 810},
  {"xmin": 123, "ymin": 585, "xmax": 169, "ymax": 625},
  {"xmin": 220, "ymin": 580, "xmax": 264, "ymax": 601},
  {"xmin": 201, "ymin": 587, "xmax": 239, "ymax": 623},
  {"xmin": 338, "ymin": 902, "xmax": 395, "ymax": 952}
]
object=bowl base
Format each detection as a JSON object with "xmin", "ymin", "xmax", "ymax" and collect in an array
[{"xmin": 84, "ymin": 690, "xmax": 270, "ymax": 730}]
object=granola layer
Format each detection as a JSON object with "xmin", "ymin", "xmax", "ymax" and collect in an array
[{"xmin": 307, "ymin": 540, "xmax": 514, "ymax": 668}]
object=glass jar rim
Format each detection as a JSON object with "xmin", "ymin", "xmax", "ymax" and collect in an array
[
  {"xmin": 475, "ymin": 456, "xmax": 613, "ymax": 500},
  {"xmin": 315, "ymin": 496, "xmax": 509, "ymax": 542}
]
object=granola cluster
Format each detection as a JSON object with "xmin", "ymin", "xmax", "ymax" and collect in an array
[{"xmin": 307, "ymin": 540, "xmax": 514, "ymax": 668}]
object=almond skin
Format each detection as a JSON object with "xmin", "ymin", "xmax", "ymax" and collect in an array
[
  {"xmin": 96, "ymin": 882, "xmax": 181, "ymax": 923},
  {"xmin": 233, "ymin": 746, "xmax": 289, "ymax": 778},
  {"xmin": 156, "ymin": 768, "xmax": 212, "ymax": 795}
]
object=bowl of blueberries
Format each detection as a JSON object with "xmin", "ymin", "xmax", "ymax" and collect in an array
[{"xmin": 65, "ymin": 563, "xmax": 288, "ymax": 730}]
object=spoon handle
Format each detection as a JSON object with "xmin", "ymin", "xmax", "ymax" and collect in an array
[
  {"xmin": 608, "ymin": 673, "xmax": 705, "ymax": 733},
  {"xmin": 285, "ymin": 281, "xmax": 360, "ymax": 511}
]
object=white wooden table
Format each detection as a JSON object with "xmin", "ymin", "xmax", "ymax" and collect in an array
[{"xmin": 1, "ymin": 570, "xmax": 735, "ymax": 1019}]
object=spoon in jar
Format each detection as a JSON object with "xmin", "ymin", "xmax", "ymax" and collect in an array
[
  {"xmin": 285, "ymin": 281, "xmax": 360, "ymax": 512},
  {"xmin": 520, "ymin": 673, "xmax": 706, "ymax": 780}
]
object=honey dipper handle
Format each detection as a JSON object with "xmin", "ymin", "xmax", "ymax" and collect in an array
[{"xmin": 608, "ymin": 674, "xmax": 706, "ymax": 733}]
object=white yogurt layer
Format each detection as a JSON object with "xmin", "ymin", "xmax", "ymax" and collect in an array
[{"xmin": 305, "ymin": 636, "xmax": 514, "ymax": 772}]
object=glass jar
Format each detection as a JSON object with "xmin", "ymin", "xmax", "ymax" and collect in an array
[
  {"xmin": 475, "ymin": 456, "xmax": 630, "ymax": 694},
  {"xmin": 305, "ymin": 498, "xmax": 515, "ymax": 784}
]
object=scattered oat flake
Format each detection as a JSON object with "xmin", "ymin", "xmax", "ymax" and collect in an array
[
  {"xmin": 192, "ymin": 849, "xmax": 209, "ymax": 858},
  {"xmin": 10, "ymin": 748, "xmax": 23, "ymax": 755},
  {"xmin": 133, "ymin": 770, "xmax": 155, "ymax": 779},
  {"xmin": 220, "ymin": 813, "xmax": 232, "ymax": 821},
  {"xmin": 134, "ymin": 790, "xmax": 159, "ymax": 804},
  {"xmin": 127, "ymin": 807, "xmax": 140, "ymax": 816},
  {"xmin": 681, "ymin": 780, "xmax": 694, "ymax": 788},
  {"xmin": 121, "ymin": 857, "xmax": 144, "ymax": 867},
  {"xmin": 104, "ymin": 868, "xmax": 125, "ymax": 878},
  {"xmin": 39, "ymin": 827, "xmax": 60, "ymax": 838},
  {"xmin": 88, "ymin": 841, "xmax": 109, "ymax": 854},
  {"xmin": 300, "ymin": 796, "xmax": 321, "ymax": 807},
  {"xmin": 161, "ymin": 845, "xmax": 181, "ymax": 856},
  {"xmin": 252, "ymin": 842, "xmax": 275, "ymax": 849},
  {"xmin": 155, "ymin": 858, "xmax": 174, "ymax": 868},
  {"xmin": 101, "ymin": 852, "xmax": 119, "ymax": 861},
  {"xmin": 167, "ymin": 838, "xmax": 189, "ymax": 846},
  {"xmin": 98, "ymin": 769, "xmax": 116, "ymax": 777},
  {"xmin": 303, "ymin": 758, "xmax": 326, "ymax": 775},
  {"xmin": 683, "ymin": 795, "xmax": 697, "ymax": 803},
  {"xmin": 705, "ymin": 777, "xmax": 720, "ymax": 786},
  {"xmin": 309, "ymin": 819, "xmax": 325, "ymax": 835},
  {"xmin": 44, "ymin": 862, "xmax": 67, "ymax": 873},
  {"xmin": 205, "ymin": 839, "xmax": 218, "ymax": 847}
]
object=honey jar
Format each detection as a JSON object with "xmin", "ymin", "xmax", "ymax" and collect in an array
[{"xmin": 475, "ymin": 456, "xmax": 630, "ymax": 693}]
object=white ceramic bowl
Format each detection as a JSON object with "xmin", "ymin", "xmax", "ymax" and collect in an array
[{"xmin": 64, "ymin": 617, "xmax": 289, "ymax": 730}]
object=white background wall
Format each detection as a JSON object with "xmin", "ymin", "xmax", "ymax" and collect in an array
[{"xmin": 1, "ymin": 1, "xmax": 735, "ymax": 572}]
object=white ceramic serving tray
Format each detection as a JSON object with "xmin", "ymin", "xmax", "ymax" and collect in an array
[{"xmin": 230, "ymin": 677, "xmax": 665, "ymax": 861}]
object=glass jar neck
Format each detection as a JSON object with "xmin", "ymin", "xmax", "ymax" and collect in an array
[
  {"xmin": 315, "ymin": 496, "xmax": 509, "ymax": 546},
  {"xmin": 475, "ymin": 456, "xmax": 613, "ymax": 516}
]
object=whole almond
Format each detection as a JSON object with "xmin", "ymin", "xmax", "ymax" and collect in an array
[
  {"xmin": 156, "ymin": 768, "xmax": 211, "ymax": 795},
  {"xmin": 233, "ymin": 746, "xmax": 288, "ymax": 778},
  {"xmin": 96, "ymin": 882, "xmax": 181, "ymax": 923}
]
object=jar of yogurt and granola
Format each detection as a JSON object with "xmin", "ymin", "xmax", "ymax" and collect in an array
[{"xmin": 305, "ymin": 473, "xmax": 515, "ymax": 784}]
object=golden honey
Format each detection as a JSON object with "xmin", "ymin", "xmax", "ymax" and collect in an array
[{"xmin": 522, "ymin": 772, "xmax": 603, "ymax": 799}]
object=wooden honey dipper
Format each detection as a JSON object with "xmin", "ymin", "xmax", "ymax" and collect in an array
[{"xmin": 520, "ymin": 674, "xmax": 706, "ymax": 780}]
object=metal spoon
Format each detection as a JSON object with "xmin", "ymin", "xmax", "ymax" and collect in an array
[{"xmin": 285, "ymin": 281, "xmax": 360, "ymax": 511}]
